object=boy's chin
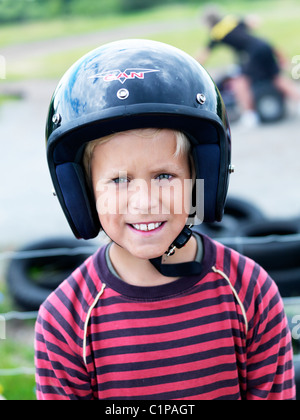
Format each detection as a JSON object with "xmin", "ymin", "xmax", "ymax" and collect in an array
[{"xmin": 129, "ymin": 246, "xmax": 166, "ymax": 261}]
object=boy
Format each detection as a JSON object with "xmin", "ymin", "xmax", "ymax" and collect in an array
[{"xmin": 35, "ymin": 39, "xmax": 295, "ymax": 400}]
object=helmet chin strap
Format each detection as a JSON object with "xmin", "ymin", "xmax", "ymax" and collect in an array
[
  {"xmin": 149, "ymin": 225, "xmax": 203, "ymax": 277},
  {"xmin": 104, "ymin": 224, "xmax": 203, "ymax": 278},
  {"xmin": 164, "ymin": 225, "xmax": 193, "ymax": 259}
]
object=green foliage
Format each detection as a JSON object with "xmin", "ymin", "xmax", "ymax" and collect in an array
[
  {"xmin": 119, "ymin": 0, "xmax": 171, "ymax": 13},
  {"xmin": 0, "ymin": 0, "xmax": 281, "ymax": 23},
  {"xmin": 68, "ymin": 0, "xmax": 121, "ymax": 16},
  {"xmin": 0, "ymin": 339, "xmax": 35, "ymax": 400},
  {"xmin": 0, "ymin": 0, "xmax": 193, "ymax": 22},
  {"xmin": 0, "ymin": 278, "xmax": 35, "ymax": 400}
]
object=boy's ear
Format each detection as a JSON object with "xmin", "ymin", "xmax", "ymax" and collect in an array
[
  {"xmin": 192, "ymin": 144, "xmax": 221, "ymax": 223},
  {"xmin": 55, "ymin": 162, "xmax": 100, "ymax": 239}
]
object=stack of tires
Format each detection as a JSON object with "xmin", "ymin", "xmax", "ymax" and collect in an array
[
  {"xmin": 6, "ymin": 237, "xmax": 97, "ymax": 312},
  {"xmin": 195, "ymin": 197, "xmax": 300, "ymax": 298},
  {"xmin": 5, "ymin": 196, "xmax": 300, "ymax": 399}
]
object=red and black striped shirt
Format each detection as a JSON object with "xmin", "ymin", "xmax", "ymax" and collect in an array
[{"xmin": 35, "ymin": 234, "xmax": 295, "ymax": 400}]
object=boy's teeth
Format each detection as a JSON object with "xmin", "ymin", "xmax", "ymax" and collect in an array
[{"xmin": 132, "ymin": 222, "xmax": 162, "ymax": 231}]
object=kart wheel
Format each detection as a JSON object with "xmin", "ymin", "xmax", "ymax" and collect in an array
[{"xmin": 253, "ymin": 81, "xmax": 286, "ymax": 123}]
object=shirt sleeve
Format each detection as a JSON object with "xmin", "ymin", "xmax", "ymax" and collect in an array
[
  {"xmin": 245, "ymin": 273, "xmax": 295, "ymax": 400},
  {"xmin": 35, "ymin": 296, "xmax": 93, "ymax": 400}
]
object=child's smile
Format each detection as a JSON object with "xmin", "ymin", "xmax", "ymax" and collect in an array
[
  {"xmin": 129, "ymin": 221, "xmax": 164, "ymax": 233},
  {"xmin": 91, "ymin": 129, "xmax": 193, "ymax": 262}
]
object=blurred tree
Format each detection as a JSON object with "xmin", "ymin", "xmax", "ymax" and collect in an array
[
  {"xmin": 120, "ymin": 0, "xmax": 163, "ymax": 12},
  {"xmin": 69, "ymin": 0, "xmax": 121, "ymax": 17},
  {"xmin": 0, "ymin": 0, "xmax": 25, "ymax": 22},
  {"xmin": 0, "ymin": 0, "xmax": 217, "ymax": 22},
  {"xmin": 62, "ymin": 0, "xmax": 72, "ymax": 14}
]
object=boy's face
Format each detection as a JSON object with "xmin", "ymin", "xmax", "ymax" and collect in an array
[{"xmin": 91, "ymin": 129, "xmax": 192, "ymax": 260}]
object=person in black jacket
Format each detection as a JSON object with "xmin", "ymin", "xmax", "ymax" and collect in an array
[{"xmin": 197, "ymin": 5, "xmax": 300, "ymax": 126}]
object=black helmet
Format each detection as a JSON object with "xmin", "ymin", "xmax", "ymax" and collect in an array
[{"xmin": 46, "ymin": 39, "xmax": 232, "ymax": 240}]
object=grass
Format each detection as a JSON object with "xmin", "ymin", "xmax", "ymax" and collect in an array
[
  {"xmin": 0, "ymin": 4, "xmax": 198, "ymax": 48},
  {"xmin": 0, "ymin": 94, "xmax": 22, "ymax": 107},
  {"xmin": 0, "ymin": 273, "xmax": 36, "ymax": 401},
  {"xmin": 0, "ymin": 339, "xmax": 36, "ymax": 401},
  {"xmin": 2, "ymin": 0, "xmax": 300, "ymax": 81}
]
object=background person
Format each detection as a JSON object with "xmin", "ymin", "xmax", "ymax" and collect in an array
[{"xmin": 197, "ymin": 5, "xmax": 300, "ymax": 126}]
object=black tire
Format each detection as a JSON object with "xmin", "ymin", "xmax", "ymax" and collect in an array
[
  {"xmin": 220, "ymin": 223, "xmax": 300, "ymax": 297},
  {"xmin": 221, "ymin": 221, "xmax": 300, "ymax": 271},
  {"xmin": 293, "ymin": 216, "xmax": 300, "ymax": 233},
  {"xmin": 220, "ymin": 91, "xmax": 241, "ymax": 124},
  {"xmin": 216, "ymin": 75, "xmax": 242, "ymax": 124},
  {"xmin": 194, "ymin": 196, "xmax": 266, "ymax": 239},
  {"xmin": 6, "ymin": 237, "xmax": 97, "ymax": 311},
  {"xmin": 269, "ymin": 268, "xmax": 300, "ymax": 297},
  {"xmin": 253, "ymin": 81, "xmax": 286, "ymax": 123},
  {"xmin": 240, "ymin": 219, "xmax": 300, "ymax": 239},
  {"xmin": 236, "ymin": 220, "xmax": 300, "ymax": 270},
  {"xmin": 223, "ymin": 197, "xmax": 266, "ymax": 223}
]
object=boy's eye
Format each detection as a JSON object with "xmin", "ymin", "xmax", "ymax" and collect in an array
[
  {"xmin": 156, "ymin": 173, "xmax": 172, "ymax": 181},
  {"xmin": 112, "ymin": 177, "xmax": 129, "ymax": 184}
]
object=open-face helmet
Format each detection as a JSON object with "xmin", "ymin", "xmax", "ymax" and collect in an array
[{"xmin": 46, "ymin": 39, "xmax": 232, "ymax": 240}]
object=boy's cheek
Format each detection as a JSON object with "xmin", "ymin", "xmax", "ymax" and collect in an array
[
  {"xmin": 95, "ymin": 188, "xmax": 129, "ymax": 218},
  {"xmin": 95, "ymin": 186, "xmax": 118, "ymax": 216}
]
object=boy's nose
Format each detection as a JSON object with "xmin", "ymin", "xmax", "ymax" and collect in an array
[{"xmin": 128, "ymin": 179, "xmax": 160, "ymax": 215}]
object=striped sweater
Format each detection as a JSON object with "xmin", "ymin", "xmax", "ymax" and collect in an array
[{"xmin": 35, "ymin": 234, "xmax": 295, "ymax": 400}]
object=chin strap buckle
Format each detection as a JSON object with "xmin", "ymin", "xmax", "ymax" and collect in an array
[
  {"xmin": 164, "ymin": 224, "xmax": 193, "ymax": 259},
  {"xmin": 150, "ymin": 225, "xmax": 203, "ymax": 277},
  {"xmin": 165, "ymin": 245, "xmax": 176, "ymax": 258}
]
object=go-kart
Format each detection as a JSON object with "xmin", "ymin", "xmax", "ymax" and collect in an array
[{"xmin": 216, "ymin": 67, "xmax": 286, "ymax": 124}]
